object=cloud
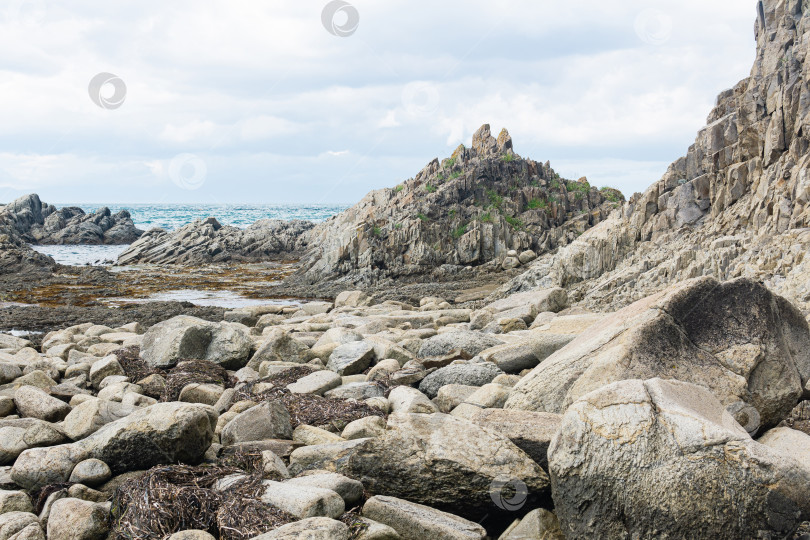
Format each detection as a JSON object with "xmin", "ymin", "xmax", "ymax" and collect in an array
[{"xmin": 0, "ymin": 0, "xmax": 757, "ymax": 203}]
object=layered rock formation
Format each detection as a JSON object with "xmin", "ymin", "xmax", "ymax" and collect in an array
[
  {"xmin": 502, "ymin": 0, "xmax": 810, "ymax": 315},
  {"xmin": 292, "ymin": 125, "xmax": 623, "ymax": 286},
  {"xmin": 114, "ymin": 126, "xmax": 622, "ymax": 282},
  {"xmin": 117, "ymin": 217, "xmax": 313, "ymax": 265},
  {"xmin": 0, "ymin": 194, "xmax": 142, "ymax": 246}
]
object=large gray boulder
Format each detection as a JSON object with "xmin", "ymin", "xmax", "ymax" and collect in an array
[
  {"xmin": 506, "ymin": 278, "xmax": 810, "ymax": 430},
  {"xmin": 362, "ymin": 495, "xmax": 486, "ymax": 540},
  {"xmin": 419, "ymin": 362, "xmax": 503, "ymax": 399},
  {"xmin": 13, "ymin": 387, "xmax": 71, "ymax": 423},
  {"xmin": 339, "ymin": 413, "xmax": 549, "ymax": 519},
  {"xmin": 220, "ymin": 401, "xmax": 293, "ymax": 446},
  {"xmin": 46, "ymin": 498, "xmax": 109, "ymax": 540},
  {"xmin": 140, "ymin": 316, "xmax": 252, "ymax": 369},
  {"xmin": 549, "ymin": 378, "xmax": 810, "ymax": 539},
  {"xmin": 249, "ymin": 517, "xmax": 349, "ymax": 540},
  {"xmin": 11, "ymin": 402, "xmax": 216, "ymax": 490},
  {"xmin": 0, "ymin": 419, "xmax": 67, "ymax": 465},
  {"xmin": 418, "ymin": 331, "xmax": 504, "ymax": 359}
]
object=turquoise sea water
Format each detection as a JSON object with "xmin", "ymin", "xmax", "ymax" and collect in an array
[
  {"xmin": 31, "ymin": 203, "xmax": 349, "ymax": 266},
  {"xmin": 58, "ymin": 203, "xmax": 348, "ymax": 231}
]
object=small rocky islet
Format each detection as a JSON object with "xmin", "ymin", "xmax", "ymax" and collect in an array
[{"xmin": 1, "ymin": 1, "xmax": 810, "ymax": 539}]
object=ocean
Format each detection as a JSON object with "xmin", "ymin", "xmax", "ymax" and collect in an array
[{"xmin": 31, "ymin": 203, "xmax": 348, "ymax": 266}]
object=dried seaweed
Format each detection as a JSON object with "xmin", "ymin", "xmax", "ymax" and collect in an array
[
  {"xmin": 161, "ymin": 359, "xmax": 234, "ymax": 402},
  {"xmin": 232, "ymin": 366, "xmax": 387, "ymax": 430},
  {"xmin": 340, "ymin": 509, "xmax": 371, "ymax": 540},
  {"xmin": 218, "ymin": 447, "xmax": 263, "ymax": 477},
  {"xmin": 113, "ymin": 346, "xmax": 158, "ymax": 384},
  {"xmin": 110, "ymin": 465, "xmax": 295, "ymax": 540},
  {"xmin": 234, "ymin": 381, "xmax": 385, "ymax": 431}
]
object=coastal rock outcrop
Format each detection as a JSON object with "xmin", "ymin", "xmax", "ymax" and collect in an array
[
  {"xmin": 117, "ymin": 217, "xmax": 314, "ymax": 265},
  {"xmin": 0, "ymin": 233, "xmax": 54, "ymax": 275},
  {"xmin": 549, "ymin": 378, "xmax": 810, "ymax": 539},
  {"xmin": 505, "ymin": 277, "xmax": 810, "ymax": 431},
  {"xmin": 502, "ymin": 0, "xmax": 810, "ymax": 315},
  {"xmin": 291, "ymin": 125, "xmax": 623, "ymax": 286},
  {"xmin": 0, "ymin": 194, "xmax": 142, "ymax": 246}
]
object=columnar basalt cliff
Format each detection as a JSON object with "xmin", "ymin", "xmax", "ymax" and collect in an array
[
  {"xmin": 503, "ymin": 0, "xmax": 810, "ymax": 314},
  {"xmin": 291, "ymin": 125, "xmax": 623, "ymax": 286}
]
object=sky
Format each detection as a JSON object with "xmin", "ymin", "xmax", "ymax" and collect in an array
[{"xmin": 0, "ymin": 0, "xmax": 758, "ymax": 205}]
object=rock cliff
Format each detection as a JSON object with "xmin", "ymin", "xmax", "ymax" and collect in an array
[
  {"xmin": 502, "ymin": 0, "xmax": 810, "ymax": 315},
  {"xmin": 291, "ymin": 125, "xmax": 623, "ymax": 286}
]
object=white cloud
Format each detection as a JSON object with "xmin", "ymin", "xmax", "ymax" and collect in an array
[{"xmin": 0, "ymin": 0, "xmax": 758, "ymax": 203}]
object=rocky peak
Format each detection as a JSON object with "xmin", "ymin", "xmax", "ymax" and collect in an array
[
  {"xmin": 471, "ymin": 124, "xmax": 514, "ymax": 157},
  {"xmin": 292, "ymin": 125, "xmax": 624, "ymax": 288}
]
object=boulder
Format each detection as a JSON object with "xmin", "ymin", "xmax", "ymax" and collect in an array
[
  {"xmin": 249, "ymin": 329, "xmax": 310, "ymax": 369},
  {"xmin": 506, "ymin": 278, "xmax": 810, "ymax": 430},
  {"xmin": 468, "ymin": 409, "xmax": 561, "ymax": 467},
  {"xmin": 478, "ymin": 334, "xmax": 575, "ymax": 373},
  {"xmin": 220, "ymin": 401, "xmax": 293, "ymax": 446},
  {"xmin": 327, "ymin": 342, "xmax": 375, "ymax": 376},
  {"xmin": 140, "ymin": 316, "xmax": 252, "ymax": 369},
  {"xmin": 0, "ymin": 491, "xmax": 32, "ymax": 514},
  {"xmin": 418, "ymin": 332, "xmax": 504, "ymax": 359},
  {"xmin": 0, "ymin": 419, "xmax": 67, "ymax": 465},
  {"xmin": 13, "ymin": 387, "xmax": 70, "ymax": 422},
  {"xmin": 335, "ymin": 291, "xmax": 372, "ymax": 308},
  {"xmin": 499, "ymin": 508, "xmax": 564, "ymax": 540},
  {"xmin": 340, "ymin": 413, "xmax": 549, "ymax": 518},
  {"xmin": 758, "ymin": 427, "xmax": 810, "ymax": 469},
  {"xmin": 259, "ymin": 480, "xmax": 345, "ymax": 519},
  {"xmin": 287, "ymin": 371, "xmax": 342, "ymax": 396},
  {"xmin": 362, "ymin": 496, "xmax": 486, "ymax": 540},
  {"xmin": 88, "ymin": 356, "xmax": 125, "ymax": 389},
  {"xmin": 284, "ymin": 472, "xmax": 364, "ymax": 506},
  {"xmin": 168, "ymin": 532, "xmax": 216, "ymax": 540},
  {"xmin": 341, "ymin": 416, "xmax": 387, "ymax": 440},
  {"xmin": 68, "ymin": 459, "xmax": 111, "ymax": 486},
  {"xmin": 62, "ymin": 399, "xmax": 132, "ymax": 441},
  {"xmin": 249, "ymin": 517, "xmax": 349, "ymax": 540},
  {"xmin": 12, "ymin": 402, "xmax": 216, "ymax": 490},
  {"xmin": 0, "ymin": 513, "xmax": 39, "ymax": 540},
  {"xmin": 549, "ymin": 378, "xmax": 810, "ymax": 539},
  {"xmin": 419, "ymin": 363, "xmax": 503, "ymax": 399},
  {"xmin": 388, "ymin": 387, "xmax": 438, "ymax": 415},
  {"xmin": 45, "ymin": 498, "xmax": 109, "ymax": 540}
]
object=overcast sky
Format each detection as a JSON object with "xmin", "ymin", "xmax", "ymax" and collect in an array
[{"xmin": 0, "ymin": 0, "xmax": 757, "ymax": 205}]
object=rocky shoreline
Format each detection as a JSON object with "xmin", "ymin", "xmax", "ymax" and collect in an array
[
  {"xmin": 0, "ymin": 278, "xmax": 807, "ymax": 540},
  {"xmin": 0, "ymin": 0, "xmax": 810, "ymax": 538}
]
